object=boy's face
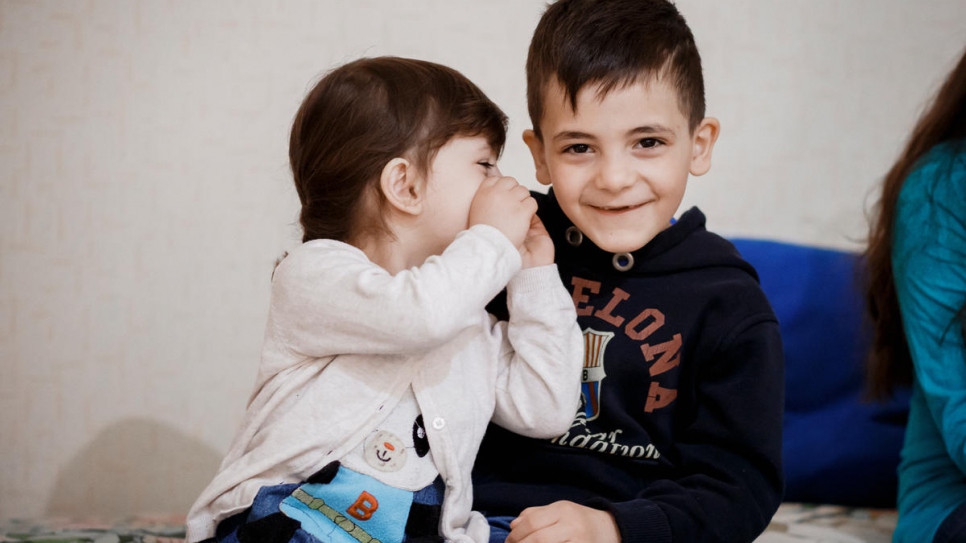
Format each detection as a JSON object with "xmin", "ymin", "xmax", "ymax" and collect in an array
[{"xmin": 524, "ymin": 78, "xmax": 719, "ymax": 254}]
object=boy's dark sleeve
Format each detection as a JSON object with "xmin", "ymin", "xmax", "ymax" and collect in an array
[{"xmin": 588, "ymin": 318, "xmax": 784, "ymax": 543}]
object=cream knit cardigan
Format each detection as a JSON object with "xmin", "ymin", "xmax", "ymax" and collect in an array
[{"xmin": 186, "ymin": 225, "xmax": 583, "ymax": 542}]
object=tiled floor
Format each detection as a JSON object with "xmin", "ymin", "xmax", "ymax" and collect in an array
[{"xmin": 0, "ymin": 504, "xmax": 897, "ymax": 543}]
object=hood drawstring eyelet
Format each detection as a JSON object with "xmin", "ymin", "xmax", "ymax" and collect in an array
[
  {"xmin": 565, "ymin": 226, "xmax": 583, "ymax": 247},
  {"xmin": 565, "ymin": 225, "xmax": 634, "ymax": 272},
  {"xmin": 613, "ymin": 252, "xmax": 634, "ymax": 272}
]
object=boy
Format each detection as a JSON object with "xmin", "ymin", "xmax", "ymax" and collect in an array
[{"xmin": 472, "ymin": 1, "xmax": 785, "ymax": 542}]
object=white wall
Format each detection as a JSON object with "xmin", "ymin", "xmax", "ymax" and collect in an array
[{"xmin": 1, "ymin": 0, "xmax": 963, "ymax": 521}]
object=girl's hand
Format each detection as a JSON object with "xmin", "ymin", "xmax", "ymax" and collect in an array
[
  {"xmin": 520, "ymin": 214, "xmax": 554, "ymax": 269},
  {"xmin": 469, "ymin": 176, "xmax": 537, "ymax": 249}
]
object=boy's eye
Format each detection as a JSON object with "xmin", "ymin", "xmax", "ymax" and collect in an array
[
  {"xmin": 638, "ymin": 138, "xmax": 661, "ymax": 149},
  {"xmin": 478, "ymin": 161, "xmax": 495, "ymax": 170},
  {"xmin": 564, "ymin": 144, "xmax": 591, "ymax": 154}
]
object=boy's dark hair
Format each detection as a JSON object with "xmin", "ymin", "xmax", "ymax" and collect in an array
[
  {"xmin": 527, "ymin": 0, "xmax": 705, "ymax": 136},
  {"xmin": 290, "ymin": 56, "xmax": 508, "ymax": 244}
]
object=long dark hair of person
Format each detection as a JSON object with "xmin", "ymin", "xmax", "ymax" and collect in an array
[{"xmin": 865, "ymin": 47, "xmax": 966, "ymax": 399}]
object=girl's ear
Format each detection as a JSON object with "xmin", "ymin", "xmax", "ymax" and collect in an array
[
  {"xmin": 380, "ymin": 158, "xmax": 423, "ymax": 215},
  {"xmin": 689, "ymin": 117, "xmax": 721, "ymax": 177}
]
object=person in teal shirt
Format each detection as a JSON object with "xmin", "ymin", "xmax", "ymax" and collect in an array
[{"xmin": 866, "ymin": 46, "xmax": 966, "ymax": 543}]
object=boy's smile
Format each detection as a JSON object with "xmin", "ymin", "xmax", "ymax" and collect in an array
[{"xmin": 525, "ymin": 78, "xmax": 719, "ymax": 254}]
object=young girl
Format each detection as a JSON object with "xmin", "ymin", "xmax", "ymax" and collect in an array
[
  {"xmin": 186, "ymin": 57, "xmax": 583, "ymax": 543},
  {"xmin": 865, "ymin": 47, "xmax": 966, "ymax": 543}
]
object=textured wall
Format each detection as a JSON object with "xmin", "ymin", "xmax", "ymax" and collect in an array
[{"xmin": 1, "ymin": 0, "xmax": 964, "ymax": 521}]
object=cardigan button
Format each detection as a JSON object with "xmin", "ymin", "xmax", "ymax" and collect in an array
[{"xmin": 432, "ymin": 417, "xmax": 446, "ymax": 430}]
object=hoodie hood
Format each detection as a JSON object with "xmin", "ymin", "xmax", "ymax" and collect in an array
[{"xmin": 537, "ymin": 189, "xmax": 758, "ymax": 280}]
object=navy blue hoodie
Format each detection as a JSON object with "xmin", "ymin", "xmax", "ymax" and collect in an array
[{"xmin": 473, "ymin": 190, "xmax": 784, "ymax": 543}]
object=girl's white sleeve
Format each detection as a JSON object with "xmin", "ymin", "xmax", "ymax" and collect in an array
[
  {"xmin": 489, "ymin": 264, "xmax": 584, "ymax": 438},
  {"xmin": 270, "ymin": 225, "xmax": 521, "ymax": 358}
]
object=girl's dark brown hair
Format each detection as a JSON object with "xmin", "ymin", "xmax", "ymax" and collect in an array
[
  {"xmin": 865, "ymin": 47, "xmax": 966, "ymax": 399},
  {"xmin": 289, "ymin": 56, "xmax": 507, "ymax": 244}
]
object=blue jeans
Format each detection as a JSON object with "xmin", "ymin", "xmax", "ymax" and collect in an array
[
  {"xmin": 487, "ymin": 516, "xmax": 515, "ymax": 543},
  {"xmin": 213, "ymin": 469, "xmax": 444, "ymax": 543},
  {"xmin": 935, "ymin": 502, "xmax": 966, "ymax": 543}
]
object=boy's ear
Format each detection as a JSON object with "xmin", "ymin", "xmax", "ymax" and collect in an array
[
  {"xmin": 689, "ymin": 117, "xmax": 721, "ymax": 177},
  {"xmin": 380, "ymin": 158, "xmax": 423, "ymax": 215},
  {"xmin": 523, "ymin": 129, "xmax": 552, "ymax": 186}
]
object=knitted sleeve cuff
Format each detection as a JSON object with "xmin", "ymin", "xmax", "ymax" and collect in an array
[{"xmin": 586, "ymin": 497, "xmax": 672, "ymax": 543}]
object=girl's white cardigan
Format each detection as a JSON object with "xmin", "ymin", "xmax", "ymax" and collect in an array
[{"xmin": 186, "ymin": 225, "xmax": 583, "ymax": 542}]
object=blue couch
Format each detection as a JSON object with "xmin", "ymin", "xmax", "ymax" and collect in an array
[{"xmin": 731, "ymin": 238, "xmax": 911, "ymax": 508}]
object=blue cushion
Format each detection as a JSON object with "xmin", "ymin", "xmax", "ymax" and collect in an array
[{"xmin": 730, "ymin": 238, "xmax": 910, "ymax": 507}]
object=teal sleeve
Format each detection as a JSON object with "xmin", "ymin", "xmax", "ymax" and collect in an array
[{"xmin": 893, "ymin": 145, "xmax": 966, "ymax": 473}]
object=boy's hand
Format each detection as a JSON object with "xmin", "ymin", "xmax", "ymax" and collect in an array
[
  {"xmin": 469, "ymin": 176, "xmax": 537, "ymax": 250},
  {"xmin": 520, "ymin": 214, "xmax": 554, "ymax": 269},
  {"xmin": 507, "ymin": 501, "xmax": 620, "ymax": 543}
]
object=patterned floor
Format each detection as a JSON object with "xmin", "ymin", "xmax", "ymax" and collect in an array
[
  {"xmin": 0, "ymin": 515, "xmax": 186, "ymax": 542},
  {"xmin": 756, "ymin": 504, "xmax": 898, "ymax": 543},
  {"xmin": 0, "ymin": 504, "xmax": 897, "ymax": 543}
]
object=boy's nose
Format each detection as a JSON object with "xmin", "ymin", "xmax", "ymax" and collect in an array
[{"xmin": 594, "ymin": 155, "xmax": 636, "ymax": 192}]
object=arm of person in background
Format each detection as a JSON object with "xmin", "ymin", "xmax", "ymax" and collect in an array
[{"xmin": 893, "ymin": 151, "xmax": 966, "ymax": 471}]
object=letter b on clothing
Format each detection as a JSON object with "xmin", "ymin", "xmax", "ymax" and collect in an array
[{"xmin": 347, "ymin": 491, "xmax": 379, "ymax": 521}]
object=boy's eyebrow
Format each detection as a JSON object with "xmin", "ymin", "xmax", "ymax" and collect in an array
[
  {"xmin": 551, "ymin": 130, "xmax": 596, "ymax": 143},
  {"xmin": 551, "ymin": 125, "xmax": 676, "ymax": 143},
  {"xmin": 628, "ymin": 124, "xmax": 675, "ymax": 136}
]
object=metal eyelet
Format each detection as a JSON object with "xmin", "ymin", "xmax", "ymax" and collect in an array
[
  {"xmin": 612, "ymin": 252, "xmax": 634, "ymax": 272},
  {"xmin": 565, "ymin": 226, "xmax": 583, "ymax": 247}
]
